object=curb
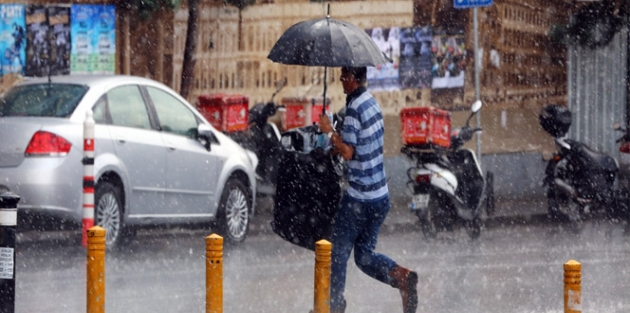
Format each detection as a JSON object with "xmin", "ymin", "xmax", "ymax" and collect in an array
[{"xmin": 15, "ymin": 211, "xmax": 551, "ymax": 245}]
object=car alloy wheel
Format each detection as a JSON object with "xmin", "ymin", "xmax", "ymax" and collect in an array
[
  {"xmin": 217, "ymin": 178, "xmax": 250, "ymax": 243},
  {"xmin": 95, "ymin": 182, "xmax": 123, "ymax": 247}
]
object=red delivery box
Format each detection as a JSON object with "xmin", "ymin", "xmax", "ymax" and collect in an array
[
  {"xmin": 281, "ymin": 97, "xmax": 309, "ymax": 130},
  {"xmin": 400, "ymin": 106, "xmax": 451, "ymax": 148},
  {"xmin": 197, "ymin": 94, "xmax": 249, "ymax": 132},
  {"xmin": 310, "ymin": 97, "xmax": 332, "ymax": 124}
]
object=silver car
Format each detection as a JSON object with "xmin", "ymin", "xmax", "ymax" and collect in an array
[{"xmin": 0, "ymin": 75, "xmax": 257, "ymax": 247}]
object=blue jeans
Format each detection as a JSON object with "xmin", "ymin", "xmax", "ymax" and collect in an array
[{"xmin": 330, "ymin": 193, "xmax": 396, "ymax": 310}]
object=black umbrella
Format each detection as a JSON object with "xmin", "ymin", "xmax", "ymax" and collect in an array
[
  {"xmin": 268, "ymin": 9, "xmax": 390, "ymax": 114},
  {"xmin": 267, "ymin": 16, "xmax": 390, "ymax": 67}
]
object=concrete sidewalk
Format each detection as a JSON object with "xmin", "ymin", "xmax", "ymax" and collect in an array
[{"xmin": 248, "ymin": 196, "xmax": 551, "ymax": 236}]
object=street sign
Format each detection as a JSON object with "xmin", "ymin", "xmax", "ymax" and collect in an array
[{"xmin": 454, "ymin": 0, "xmax": 493, "ymax": 9}]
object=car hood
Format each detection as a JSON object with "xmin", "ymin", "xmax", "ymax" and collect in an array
[{"xmin": 214, "ymin": 130, "xmax": 257, "ymax": 170}]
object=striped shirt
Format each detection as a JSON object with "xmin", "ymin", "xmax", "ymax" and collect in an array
[{"xmin": 341, "ymin": 87, "xmax": 388, "ymax": 201}]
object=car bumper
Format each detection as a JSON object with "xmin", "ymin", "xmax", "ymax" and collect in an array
[{"xmin": 0, "ymin": 157, "xmax": 83, "ymax": 223}]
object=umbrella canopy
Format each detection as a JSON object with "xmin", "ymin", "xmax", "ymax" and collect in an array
[{"xmin": 268, "ymin": 16, "xmax": 390, "ymax": 67}]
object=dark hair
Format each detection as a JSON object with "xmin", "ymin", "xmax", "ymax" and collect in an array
[{"xmin": 341, "ymin": 66, "xmax": 367, "ymax": 84}]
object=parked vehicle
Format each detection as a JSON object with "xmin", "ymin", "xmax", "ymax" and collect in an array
[
  {"xmin": 233, "ymin": 80, "xmax": 341, "ymax": 199},
  {"xmin": 541, "ymin": 105, "xmax": 627, "ymax": 229},
  {"xmin": 401, "ymin": 100, "xmax": 493, "ymax": 239},
  {"xmin": 0, "ymin": 75, "xmax": 258, "ymax": 248},
  {"xmin": 228, "ymin": 80, "xmax": 286, "ymax": 198},
  {"xmin": 613, "ymin": 123, "xmax": 630, "ymax": 233},
  {"xmin": 614, "ymin": 122, "xmax": 630, "ymax": 192}
]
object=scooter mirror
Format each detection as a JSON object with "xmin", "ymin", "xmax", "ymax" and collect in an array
[
  {"xmin": 275, "ymin": 78, "xmax": 287, "ymax": 92},
  {"xmin": 270, "ymin": 78, "xmax": 288, "ymax": 102},
  {"xmin": 471, "ymin": 100, "xmax": 482, "ymax": 113}
]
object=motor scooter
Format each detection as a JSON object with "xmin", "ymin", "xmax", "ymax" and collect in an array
[
  {"xmin": 234, "ymin": 79, "xmax": 342, "ymax": 198},
  {"xmin": 613, "ymin": 122, "xmax": 630, "ymax": 192},
  {"xmin": 401, "ymin": 100, "xmax": 494, "ymax": 239},
  {"xmin": 541, "ymin": 105, "xmax": 628, "ymax": 230},
  {"xmin": 228, "ymin": 80, "xmax": 286, "ymax": 197},
  {"xmin": 612, "ymin": 122, "xmax": 630, "ymax": 232}
]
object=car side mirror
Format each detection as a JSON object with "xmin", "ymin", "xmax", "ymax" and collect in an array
[{"xmin": 198, "ymin": 123, "xmax": 213, "ymax": 151}]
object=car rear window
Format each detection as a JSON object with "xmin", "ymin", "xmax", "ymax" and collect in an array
[{"xmin": 0, "ymin": 83, "xmax": 88, "ymax": 118}]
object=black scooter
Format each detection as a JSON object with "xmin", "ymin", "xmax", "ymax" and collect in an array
[
  {"xmin": 541, "ymin": 105, "xmax": 628, "ymax": 230},
  {"xmin": 229, "ymin": 80, "xmax": 286, "ymax": 197}
]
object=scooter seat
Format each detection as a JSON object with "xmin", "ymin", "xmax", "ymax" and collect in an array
[{"xmin": 577, "ymin": 145, "xmax": 618, "ymax": 173}]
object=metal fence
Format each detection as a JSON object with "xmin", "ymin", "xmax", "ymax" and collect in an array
[{"xmin": 567, "ymin": 27, "xmax": 628, "ymax": 159}]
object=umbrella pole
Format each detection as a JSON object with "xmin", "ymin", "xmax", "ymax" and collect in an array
[{"xmin": 322, "ymin": 66, "xmax": 328, "ymax": 117}]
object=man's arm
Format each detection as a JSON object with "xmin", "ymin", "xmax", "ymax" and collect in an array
[
  {"xmin": 329, "ymin": 131, "xmax": 354, "ymax": 161},
  {"xmin": 319, "ymin": 113, "xmax": 354, "ymax": 161}
]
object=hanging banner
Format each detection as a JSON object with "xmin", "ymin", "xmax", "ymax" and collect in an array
[
  {"xmin": 71, "ymin": 5, "xmax": 115, "ymax": 74},
  {"xmin": 399, "ymin": 26, "xmax": 433, "ymax": 89},
  {"xmin": 366, "ymin": 27, "xmax": 401, "ymax": 91},
  {"xmin": 25, "ymin": 5, "xmax": 70, "ymax": 77},
  {"xmin": 0, "ymin": 4, "xmax": 26, "ymax": 76},
  {"xmin": 431, "ymin": 30, "xmax": 466, "ymax": 89},
  {"xmin": 25, "ymin": 5, "xmax": 48, "ymax": 77},
  {"xmin": 48, "ymin": 6, "xmax": 71, "ymax": 76},
  {"xmin": 94, "ymin": 5, "xmax": 115, "ymax": 74}
]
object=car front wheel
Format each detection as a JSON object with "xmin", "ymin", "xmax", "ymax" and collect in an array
[{"xmin": 216, "ymin": 178, "xmax": 250, "ymax": 244}]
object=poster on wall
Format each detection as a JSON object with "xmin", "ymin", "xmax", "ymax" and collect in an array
[
  {"xmin": 399, "ymin": 26, "xmax": 433, "ymax": 89},
  {"xmin": 94, "ymin": 5, "xmax": 115, "ymax": 74},
  {"xmin": 0, "ymin": 4, "xmax": 26, "ymax": 76},
  {"xmin": 431, "ymin": 29, "xmax": 466, "ymax": 89},
  {"xmin": 71, "ymin": 5, "xmax": 115, "ymax": 74},
  {"xmin": 26, "ymin": 5, "xmax": 70, "ymax": 77},
  {"xmin": 25, "ymin": 5, "xmax": 49, "ymax": 77},
  {"xmin": 48, "ymin": 6, "xmax": 71, "ymax": 76},
  {"xmin": 365, "ymin": 27, "xmax": 401, "ymax": 92}
]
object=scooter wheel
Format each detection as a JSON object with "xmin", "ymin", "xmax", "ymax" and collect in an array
[
  {"xmin": 415, "ymin": 211, "xmax": 437, "ymax": 239},
  {"xmin": 468, "ymin": 217, "xmax": 481, "ymax": 240},
  {"xmin": 485, "ymin": 171, "xmax": 495, "ymax": 217}
]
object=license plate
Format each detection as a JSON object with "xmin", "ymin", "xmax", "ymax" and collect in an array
[{"xmin": 411, "ymin": 194, "xmax": 430, "ymax": 210}]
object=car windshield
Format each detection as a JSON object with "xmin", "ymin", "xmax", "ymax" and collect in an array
[{"xmin": 0, "ymin": 83, "xmax": 88, "ymax": 118}]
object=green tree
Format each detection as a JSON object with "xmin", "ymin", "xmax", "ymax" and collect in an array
[{"xmin": 223, "ymin": 0, "xmax": 256, "ymax": 51}]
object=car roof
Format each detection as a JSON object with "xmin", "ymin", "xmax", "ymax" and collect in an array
[{"xmin": 19, "ymin": 75, "xmax": 164, "ymax": 89}]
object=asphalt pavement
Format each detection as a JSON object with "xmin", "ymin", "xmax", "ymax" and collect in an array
[{"xmin": 16, "ymin": 196, "xmax": 551, "ymax": 244}]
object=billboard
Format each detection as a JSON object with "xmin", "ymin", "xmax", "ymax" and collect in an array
[
  {"xmin": 70, "ymin": 4, "xmax": 115, "ymax": 74},
  {"xmin": 431, "ymin": 29, "xmax": 466, "ymax": 89},
  {"xmin": 365, "ymin": 27, "xmax": 401, "ymax": 91},
  {"xmin": 0, "ymin": 4, "xmax": 26, "ymax": 76},
  {"xmin": 399, "ymin": 26, "xmax": 433, "ymax": 89},
  {"xmin": 366, "ymin": 25, "xmax": 466, "ymax": 91}
]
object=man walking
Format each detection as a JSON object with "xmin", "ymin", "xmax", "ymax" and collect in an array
[{"xmin": 318, "ymin": 66, "xmax": 418, "ymax": 313}]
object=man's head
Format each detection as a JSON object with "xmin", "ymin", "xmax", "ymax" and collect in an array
[{"xmin": 340, "ymin": 66, "xmax": 367, "ymax": 94}]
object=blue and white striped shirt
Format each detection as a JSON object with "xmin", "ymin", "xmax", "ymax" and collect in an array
[{"xmin": 341, "ymin": 88, "xmax": 389, "ymax": 201}]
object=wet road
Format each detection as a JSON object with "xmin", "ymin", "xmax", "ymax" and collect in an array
[{"xmin": 13, "ymin": 217, "xmax": 630, "ymax": 313}]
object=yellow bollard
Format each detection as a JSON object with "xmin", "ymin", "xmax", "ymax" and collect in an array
[
  {"xmin": 206, "ymin": 234, "xmax": 223, "ymax": 313},
  {"xmin": 87, "ymin": 226, "xmax": 106, "ymax": 313},
  {"xmin": 314, "ymin": 239, "xmax": 332, "ymax": 313},
  {"xmin": 564, "ymin": 260, "xmax": 582, "ymax": 313}
]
